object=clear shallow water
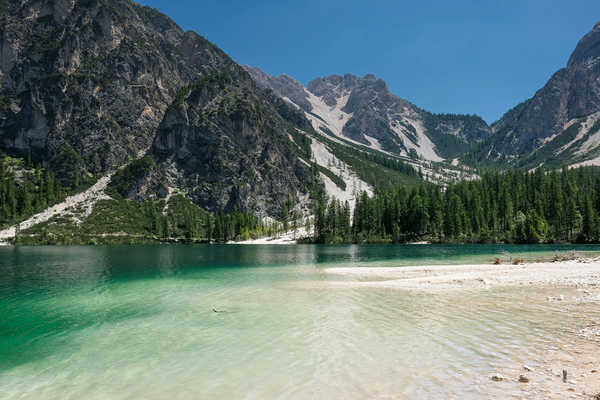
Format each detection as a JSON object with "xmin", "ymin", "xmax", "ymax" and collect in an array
[{"xmin": 1, "ymin": 244, "xmax": 599, "ymax": 399}]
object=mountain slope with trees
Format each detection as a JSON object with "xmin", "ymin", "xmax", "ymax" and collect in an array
[
  {"xmin": 313, "ymin": 166, "xmax": 600, "ymax": 244},
  {"xmin": 1, "ymin": 1, "xmax": 600, "ymax": 244},
  {"xmin": 244, "ymin": 68, "xmax": 493, "ymax": 162}
]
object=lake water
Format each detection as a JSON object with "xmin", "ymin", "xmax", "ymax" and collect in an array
[{"xmin": 1, "ymin": 244, "xmax": 599, "ymax": 399}]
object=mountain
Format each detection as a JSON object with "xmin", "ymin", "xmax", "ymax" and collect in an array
[
  {"xmin": 133, "ymin": 67, "xmax": 316, "ymax": 217},
  {"xmin": 0, "ymin": 0, "xmax": 325, "ymax": 218},
  {"xmin": 243, "ymin": 66, "xmax": 312, "ymax": 112},
  {"xmin": 244, "ymin": 67, "xmax": 492, "ymax": 161},
  {"xmin": 5, "ymin": 0, "xmax": 598, "ymax": 243},
  {"xmin": 0, "ymin": 0, "xmax": 232, "ymax": 172},
  {"xmin": 468, "ymin": 22, "xmax": 600, "ymax": 168}
]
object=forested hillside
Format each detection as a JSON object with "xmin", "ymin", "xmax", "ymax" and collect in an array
[
  {"xmin": 0, "ymin": 148, "xmax": 96, "ymax": 229},
  {"xmin": 313, "ymin": 167, "xmax": 600, "ymax": 244}
]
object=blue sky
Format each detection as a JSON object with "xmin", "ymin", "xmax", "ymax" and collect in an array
[{"xmin": 138, "ymin": 0, "xmax": 600, "ymax": 123}]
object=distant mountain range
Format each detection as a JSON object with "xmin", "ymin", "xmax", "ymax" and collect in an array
[
  {"xmin": 244, "ymin": 67, "xmax": 491, "ymax": 162},
  {"xmin": 1, "ymin": 0, "xmax": 600, "ymax": 221},
  {"xmin": 245, "ymin": 20, "xmax": 600, "ymax": 170}
]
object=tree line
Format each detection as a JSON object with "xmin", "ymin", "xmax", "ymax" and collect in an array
[
  {"xmin": 138, "ymin": 197, "xmax": 278, "ymax": 242},
  {"xmin": 5, "ymin": 145, "xmax": 600, "ymax": 245},
  {"xmin": 0, "ymin": 158, "xmax": 68, "ymax": 228},
  {"xmin": 313, "ymin": 166, "xmax": 600, "ymax": 244},
  {"xmin": 0, "ymin": 144, "xmax": 99, "ymax": 229}
]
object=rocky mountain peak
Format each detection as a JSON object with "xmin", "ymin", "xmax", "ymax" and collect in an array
[
  {"xmin": 306, "ymin": 74, "xmax": 360, "ymax": 106},
  {"xmin": 363, "ymin": 73, "xmax": 377, "ymax": 81},
  {"xmin": 469, "ymin": 22, "xmax": 600, "ymax": 167},
  {"xmin": 248, "ymin": 67, "xmax": 490, "ymax": 160},
  {"xmin": 567, "ymin": 21, "xmax": 600, "ymax": 68},
  {"xmin": 242, "ymin": 65, "xmax": 312, "ymax": 112}
]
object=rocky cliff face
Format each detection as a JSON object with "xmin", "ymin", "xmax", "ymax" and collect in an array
[
  {"xmin": 242, "ymin": 66, "xmax": 312, "ymax": 113},
  {"xmin": 246, "ymin": 68, "xmax": 492, "ymax": 161},
  {"xmin": 0, "ymin": 0, "xmax": 232, "ymax": 171},
  {"xmin": 473, "ymin": 22, "xmax": 600, "ymax": 167},
  {"xmin": 0, "ymin": 0, "xmax": 316, "ymax": 218},
  {"xmin": 135, "ymin": 66, "xmax": 314, "ymax": 216}
]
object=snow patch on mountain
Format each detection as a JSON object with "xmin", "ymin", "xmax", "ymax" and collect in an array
[
  {"xmin": 304, "ymin": 89, "xmax": 400, "ymax": 155},
  {"xmin": 282, "ymin": 96, "xmax": 301, "ymax": 109}
]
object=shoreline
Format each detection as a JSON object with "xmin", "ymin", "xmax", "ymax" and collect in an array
[
  {"xmin": 326, "ymin": 259, "xmax": 600, "ymax": 398},
  {"xmin": 325, "ymin": 257, "xmax": 600, "ymax": 292}
]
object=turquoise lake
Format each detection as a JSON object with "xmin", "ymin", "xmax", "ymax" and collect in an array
[{"xmin": 1, "ymin": 244, "xmax": 599, "ymax": 399}]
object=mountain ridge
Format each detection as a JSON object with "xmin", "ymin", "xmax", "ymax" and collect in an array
[
  {"xmin": 465, "ymin": 21, "xmax": 600, "ymax": 168},
  {"xmin": 244, "ymin": 67, "xmax": 493, "ymax": 162},
  {"xmin": 0, "ymin": 0, "xmax": 325, "ymax": 220},
  {"xmin": 2, "ymin": 1, "xmax": 600, "ymax": 239}
]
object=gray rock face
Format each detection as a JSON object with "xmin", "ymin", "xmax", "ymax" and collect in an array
[
  {"xmin": 0, "ymin": 0, "xmax": 232, "ymax": 170},
  {"xmin": 307, "ymin": 74, "xmax": 361, "ymax": 107},
  {"xmin": 0, "ymin": 0, "xmax": 316, "ymax": 218},
  {"xmin": 310, "ymin": 73, "xmax": 491, "ymax": 159},
  {"xmin": 243, "ymin": 66, "xmax": 312, "ymax": 112},
  {"xmin": 148, "ymin": 66, "xmax": 313, "ymax": 216},
  {"xmin": 248, "ymin": 68, "xmax": 492, "ymax": 160},
  {"xmin": 480, "ymin": 22, "xmax": 600, "ymax": 162}
]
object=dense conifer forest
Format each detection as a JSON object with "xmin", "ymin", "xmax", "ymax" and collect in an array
[
  {"xmin": 3, "ymin": 146, "xmax": 600, "ymax": 245},
  {"xmin": 0, "ymin": 147, "xmax": 94, "ymax": 230},
  {"xmin": 313, "ymin": 167, "xmax": 600, "ymax": 244}
]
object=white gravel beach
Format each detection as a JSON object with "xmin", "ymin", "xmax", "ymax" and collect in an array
[{"xmin": 325, "ymin": 257, "xmax": 600, "ymax": 291}]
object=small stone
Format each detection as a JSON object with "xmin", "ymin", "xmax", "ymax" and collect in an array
[
  {"xmin": 491, "ymin": 375, "xmax": 505, "ymax": 382},
  {"xmin": 519, "ymin": 375, "xmax": 530, "ymax": 383},
  {"xmin": 523, "ymin": 365, "xmax": 534, "ymax": 372},
  {"xmin": 592, "ymin": 370, "xmax": 598, "ymax": 373},
  {"xmin": 568, "ymin": 379, "xmax": 577, "ymax": 385},
  {"xmin": 568, "ymin": 388, "xmax": 575, "ymax": 392}
]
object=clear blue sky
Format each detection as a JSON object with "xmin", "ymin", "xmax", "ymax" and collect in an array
[{"xmin": 138, "ymin": 0, "xmax": 600, "ymax": 123}]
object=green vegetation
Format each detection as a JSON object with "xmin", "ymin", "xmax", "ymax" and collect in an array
[
  {"xmin": 422, "ymin": 112, "xmax": 489, "ymax": 159},
  {"xmin": 516, "ymin": 122, "xmax": 582, "ymax": 168},
  {"xmin": 18, "ymin": 193, "xmax": 286, "ymax": 245},
  {"xmin": 314, "ymin": 166, "xmax": 600, "ymax": 244},
  {"xmin": 0, "ymin": 153, "xmax": 96, "ymax": 230},
  {"xmin": 311, "ymin": 162, "xmax": 346, "ymax": 191},
  {"xmin": 288, "ymin": 128, "xmax": 312, "ymax": 160},
  {"xmin": 109, "ymin": 156, "xmax": 156, "ymax": 197},
  {"xmin": 0, "ymin": 0, "xmax": 9, "ymax": 14},
  {"xmin": 311, "ymin": 132, "xmax": 421, "ymax": 189},
  {"xmin": 287, "ymin": 128, "xmax": 347, "ymax": 191},
  {"xmin": 468, "ymin": 119, "xmax": 600, "ymax": 170},
  {"xmin": 49, "ymin": 144, "xmax": 89, "ymax": 188},
  {"xmin": 170, "ymin": 70, "xmax": 235, "ymax": 109},
  {"xmin": 0, "ymin": 94, "xmax": 8, "ymax": 111}
]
